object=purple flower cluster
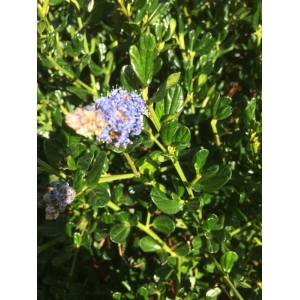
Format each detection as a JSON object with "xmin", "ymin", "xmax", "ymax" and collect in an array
[
  {"xmin": 65, "ymin": 87, "xmax": 147, "ymax": 148},
  {"xmin": 43, "ymin": 182, "xmax": 76, "ymax": 220}
]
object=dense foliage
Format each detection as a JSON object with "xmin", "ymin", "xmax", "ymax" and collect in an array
[{"xmin": 37, "ymin": 0, "xmax": 262, "ymax": 299}]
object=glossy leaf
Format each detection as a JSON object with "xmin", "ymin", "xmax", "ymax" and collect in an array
[
  {"xmin": 195, "ymin": 33, "xmax": 216, "ymax": 56},
  {"xmin": 66, "ymin": 86, "xmax": 90, "ymax": 101},
  {"xmin": 192, "ymin": 166, "xmax": 232, "ymax": 193},
  {"xmin": 164, "ymin": 18, "xmax": 176, "ymax": 41},
  {"xmin": 154, "ymin": 265, "xmax": 173, "ymax": 283},
  {"xmin": 87, "ymin": 185, "xmax": 110, "ymax": 207},
  {"xmin": 201, "ymin": 164, "xmax": 219, "ymax": 178},
  {"xmin": 205, "ymin": 239, "xmax": 219, "ymax": 253},
  {"xmin": 114, "ymin": 211, "xmax": 129, "ymax": 223},
  {"xmin": 198, "ymin": 74, "xmax": 207, "ymax": 87},
  {"xmin": 123, "ymin": 22, "xmax": 141, "ymax": 36},
  {"xmin": 149, "ymin": 73, "xmax": 181, "ymax": 103},
  {"xmin": 67, "ymin": 157, "xmax": 77, "ymax": 170},
  {"xmin": 204, "ymin": 214, "xmax": 219, "ymax": 231},
  {"xmin": 150, "ymin": 188, "xmax": 183, "ymax": 215},
  {"xmin": 206, "ymin": 287, "xmax": 222, "ymax": 298},
  {"xmin": 148, "ymin": 3, "xmax": 170, "ymax": 25},
  {"xmin": 193, "ymin": 149, "xmax": 209, "ymax": 173},
  {"xmin": 139, "ymin": 236, "xmax": 161, "ymax": 252},
  {"xmin": 62, "ymin": 128, "xmax": 81, "ymax": 147},
  {"xmin": 160, "ymin": 119, "xmax": 178, "ymax": 145},
  {"xmin": 153, "ymin": 215, "xmax": 175, "ymax": 234},
  {"xmin": 43, "ymin": 140, "xmax": 63, "ymax": 166},
  {"xmin": 220, "ymin": 251, "xmax": 239, "ymax": 273},
  {"xmin": 70, "ymin": 143, "xmax": 87, "ymax": 158},
  {"xmin": 211, "ymin": 92, "xmax": 232, "ymax": 120},
  {"xmin": 174, "ymin": 242, "xmax": 189, "ymax": 256},
  {"xmin": 129, "ymin": 33, "xmax": 156, "ymax": 86},
  {"xmin": 110, "ymin": 223, "xmax": 131, "ymax": 243},
  {"xmin": 245, "ymin": 98, "xmax": 257, "ymax": 124},
  {"xmin": 86, "ymin": 151, "xmax": 106, "ymax": 186},
  {"xmin": 73, "ymin": 232, "xmax": 81, "ymax": 246},
  {"xmin": 171, "ymin": 125, "xmax": 191, "ymax": 147},
  {"xmin": 76, "ymin": 151, "xmax": 94, "ymax": 170},
  {"xmin": 171, "ymin": 175, "xmax": 185, "ymax": 197},
  {"xmin": 73, "ymin": 169, "xmax": 84, "ymax": 192}
]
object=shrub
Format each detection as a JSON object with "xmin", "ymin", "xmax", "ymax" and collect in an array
[{"xmin": 37, "ymin": 0, "xmax": 262, "ymax": 299}]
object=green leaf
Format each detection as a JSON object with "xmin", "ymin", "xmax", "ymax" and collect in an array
[
  {"xmin": 139, "ymin": 236, "xmax": 161, "ymax": 252},
  {"xmin": 67, "ymin": 156, "xmax": 77, "ymax": 170},
  {"xmin": 77, "ymin": 151, "xmax": 94, "ymax": 170},
  {"xmin": 164, "ymin": 18, "xmax": 177, "ymax": 41},
  {"xmin": 55, "ymin": 14, "xmax": 69, "ymax": 32},
  {"xmin": 110, "ymin": 223, "xmax": 131, "ymax": 243},
  {"xmin": 205, "ymin": 239, "xmax": 219, "ymax": 253},
  {"xmin": 160, "ymin": 119, "xmax": 178, "ymax": 145},
  {"xmin": 149, "ymin": 73, "xmax": 181, "ymax": 103},
  {"xmin": 148, "ymin": 3, "xmax": 170, "ymax": 25},
  {"xmin": 220, "ymin": 251, "xmax": 239, "ymax": 273},
  {"xmin": 129, "ymin": 33, "xmax": 156, "ymax": 86},
  {"xmin": 121, "ymin": 65, "xmax": 143, "ymax": 91},
  {"xmin": 252, "ymin": 1, "xmax": 262, "ymax": 31},
  {"xmin": 153, "ymin": 57, "xmax": 163, "ymax": 75},
  {"xmin": 112, "ymin": 292, "xmax": 122, "ymax": 300},
  {"xmin": 52, "ymin": 247, "xmax": 75, "ymax": 267},
  {"xmin": 62, "ymin": 129, "xmax": 81, "ymax": 147},
  {"xmin": 86, "ymin": 151, "xmax": 106, "ymax": 186},
  {"xmin": 171, "ymin": 175, "xmax": 185, "ymax": 198},
  {"xmin": 66, "ymin": 86, "xmax": 90, "ymax": 101},
  {"xmin": 73, "ymin": 169, "xmax": 84, "ymax": 192},
  {"xmin": 174, "ymin": 242, "xmax": 189, "ymax": 256},
  {"xmin": 38, "ymin": 222, "xmax": 65, "ymax": 237},
  {"xmin": 132, "ymin": 0, "xmax": 146, "ymax": 10},
  {"xmin": 73, "ymin": 232, "xmax": 81, "ymax": 246},
  {"xmin": 197, "ymin": 74, "xmax": 207, "ymax": 87},
  {"xmin": 153, "ymin": 215, "xmax": 175, "ymax": 234},
  {"xmin": 43, "ymin": 140, "xmax": 63, "ymax": 166},
  {"xmin": 37, "ymin": 20, "xmax": 47, "ymax": 35},
  {"xmin": 52, "ymin": 107, "xmax": 63, "ymax": 126},
  {"xmin": 101, "ymin": 212, "xmax": 114, "ymax": 224},
  {"xmin": 150, "ymin": 188, "xmax": 183, "ymax": 215},
  {"xmin": 213, "ymin": 229, "xmax": 227, "ymax": 243},
  {"xmin": 171, "ymin": 126, "xmax": 191, "ymax": 147},
  {"xmin": 154, "ymin": 265, "xmax": 173, "ymax": 283},
  {"xmin": 89, "ymin": 59, "xmax": 104, "ymax": 76},
  {"xmin": 211, "ymin": 92, "xmax": 232, "ymax": 120},
  {"xmin": 203, "ymin": 214, "xmax": 219, "ymax": 231},
  {"xmin": 87, "ymin": 185, "xmax": 110, "ymax": 207},
  {"xmin": 186, "ymin": 198, "xmax": 200, "ymax": 211},
  {"xmin": 195, "ymin": 33, "xmax": 216, "ymax": 56},
  {"xmin": 123, "ymin": 22, "xmax": 141, "ymax": 36},
  {"xmin": 114, "ymin": 211, "xmax": 129, "ymax": 223},
  {"xmin": 206, "ymin": 287, "xmax": 222, "ymax": 298},
  {"xmin": 137, "ymin": 287, "xmax": 148, "ymax": 298},
  {"xmin": 245, "ymin": 98, "xmax": 257, "ymax": 124},
  {"xmin": 201, "ymin": 165, "xmax": 219, "ymax": 178},
  {"xmin": 162, "ymin": 85, "xmax": 184, "ymax": 118},
  {"xmin": 192, "ymin": 236, "xmax": 202, "ymax": 255},
  {"xmin": 158, "ymin": 250, "xmax": 169, "ymax": 264},
  {"xmin": 49, "ymin": 0, "xmax": 63, "ymax": 5},
  {"xmin": 193, "ymin": 166, "xmax": 232, "ymax": 193},
  {"xmin": 70, "ymin": 143, "xmax": 87, "ymax": 158},
  {"xmin": 166, "ymin": 72, "xmax": 181, "ymax": 89},
  {"xmin": 193, "ymin": 149, "xmax": 209, "ymax": 173}
]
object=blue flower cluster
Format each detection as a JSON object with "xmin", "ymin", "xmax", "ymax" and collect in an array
[
  {"xmin": 65, "ymin": 87, "xmax": 147, "ymax": 148},
  {"xmin": 43, "ymin": 182, "xmax": 76, "ymax": 220}
]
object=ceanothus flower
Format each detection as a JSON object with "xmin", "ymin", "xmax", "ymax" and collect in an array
[
  {"xmin": 43, "ymin": 182, "xmax": 76, "ymax": 220},
  {"xmin": 65, "ymin": 87, "xmax": 147, "ymax": 148}
]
